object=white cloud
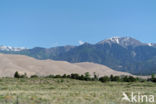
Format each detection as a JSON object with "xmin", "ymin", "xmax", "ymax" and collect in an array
[{"xmin": 78, "ymin": 40, "xmax": 84, "ymax": 45}]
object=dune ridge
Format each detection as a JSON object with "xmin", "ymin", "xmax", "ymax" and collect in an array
[{"xmin": 0, "ymin": 54, "xmax": 131, "ymax": 77}]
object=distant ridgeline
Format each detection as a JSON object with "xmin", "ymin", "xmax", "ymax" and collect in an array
[{"xmin": 0, "ymin": 37, "xmax": 156, "ymax": 75}]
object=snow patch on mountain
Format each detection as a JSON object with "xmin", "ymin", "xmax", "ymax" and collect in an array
[
  {"xmin": 109, "ymin": 37, "xmax": 120, "ymax": 44},
  {"xmin": 147, "ymin": 43, "xmax": 153, "ymax": 46},
  {"xmin": 0, "ymin": 45, "xmax": 26, "ymax": 51}
]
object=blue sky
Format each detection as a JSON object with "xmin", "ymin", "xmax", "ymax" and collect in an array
[{"xmin": 0, "ymin": 0, "xmax": 156, "ymax": 48}]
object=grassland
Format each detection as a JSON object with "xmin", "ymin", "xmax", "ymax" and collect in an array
[{"xmin": 0, "ymin": 78, "xmax": 155, "ymax": 104}]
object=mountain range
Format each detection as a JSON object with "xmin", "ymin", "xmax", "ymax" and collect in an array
[{"xmin": 0, "ymin": 37, "xmax": 156, "ymax": 75}]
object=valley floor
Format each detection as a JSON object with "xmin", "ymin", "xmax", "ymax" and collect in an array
[{"xmin": 0, "ymin": 78, "xmax": 155, "ymax": 104}]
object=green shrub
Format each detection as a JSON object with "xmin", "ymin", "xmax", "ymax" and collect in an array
[
  {"xmin": 14, "ymin": 72, "xmax": 27, "ymax": 78},
  {"xmin": 30, "ymin": 75, "xmax": 39, "ymax": 78},
  {"xmin": 14, "ymin": 71, "xmax": 20, "ymax": 78},
  {"xmin": 99, "ymin": 76, "xmax": 110, "ymax": 82}
]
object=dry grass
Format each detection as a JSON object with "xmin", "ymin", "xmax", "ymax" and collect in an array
[{"xmin": 0, "ymin": 78, "xmax": 155, "ymax": 104}]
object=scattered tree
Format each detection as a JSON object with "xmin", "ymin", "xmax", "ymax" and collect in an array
[
  {"xmin": 14, "ymin": 71, "xmax": 28, "ymax": 78},
  {"xmin": 99, "ymin": 76, "xmax": 110, "ymax": 82},
  {"xmin": 93, "ymin": 72, "xmax": 99, "ymax": 81},
  {"xmin": 13, "ymin": 71, "xmax": 156, "ymax": 83},
  {"xmin": 14, "ymin": 71, "xmax": 20, "ymax": 78},
  {"xmin": 84, "ymin": 72, "xmax": 91, "ymax": 81}
]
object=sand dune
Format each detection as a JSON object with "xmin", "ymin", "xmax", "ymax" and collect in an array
[
  {"xmin": 0, "ymin": 54, "xmax": 131, "ymax": 77},
  {"xmin": 75, "ymin": 62, "xmax": 131, "ymax": 76}
]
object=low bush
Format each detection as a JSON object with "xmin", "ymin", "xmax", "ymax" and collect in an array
[{"xmin": 14, "ymin": 71, "xmax": 28, "ymax": 78}]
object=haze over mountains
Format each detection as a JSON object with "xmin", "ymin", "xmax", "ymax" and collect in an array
[{"xmin": 0, "ymin": 37, "xmax": 156, "ymax": 75}]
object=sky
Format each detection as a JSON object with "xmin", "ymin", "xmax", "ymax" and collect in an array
[{"xmin": 0, "ymin": 0, "xmax": 156, "ymax": 48}]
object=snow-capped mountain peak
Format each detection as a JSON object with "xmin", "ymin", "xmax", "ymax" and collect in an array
[
  {"xmin": 0, "ymin": 45, "xmax": 26, "ymax": 51},
  {"xmin": 109, "ymin": 37, "xmax": 120, "ymax": 44},
  {"xmin": 97, "ymin": 37, "xmax": 144, "ymax": 47}
]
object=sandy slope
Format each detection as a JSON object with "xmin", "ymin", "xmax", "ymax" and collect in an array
[
  {"xmin": 0, "ymin": 54, "xmax": 131, "ymax": 77},
  {"xmin": 75, "ymin": 62, "xmax": 131, "ymax": 76}
]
